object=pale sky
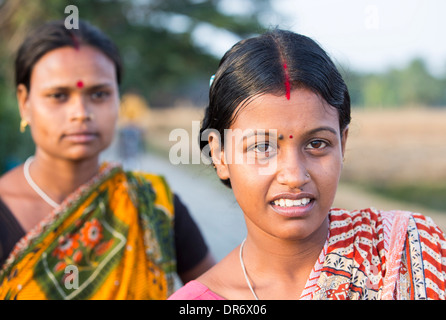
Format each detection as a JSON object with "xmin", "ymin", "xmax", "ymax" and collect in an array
[{"xmin": 198, "ymin": 0, "xmax": 446, "ymax": 76}]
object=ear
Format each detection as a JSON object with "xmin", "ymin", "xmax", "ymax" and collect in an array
[
  {"xmin": 208, "ymin": 131, "xmax": 230, "ymax": 181},
  {"xmin": 17, "ymin": 84, "xmax": 31, "ymax": 123}
]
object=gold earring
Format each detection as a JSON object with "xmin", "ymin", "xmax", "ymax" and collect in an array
[{"xmin": 20, "ymin": 119, "xmax": 28, "ymax": 133}]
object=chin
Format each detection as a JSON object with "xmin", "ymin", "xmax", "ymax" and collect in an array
[
  {"xmin": 271, "ymin": 214, "xmax": 329, "ymax": 242},
  {"xmin": 64, "ymin": 149, "xmax": 101, "ymax": 162},
  {"xmin": 274, "ymin": 226, "xmax": 318, "ymax": 241},
  {"xmin": 67, "ymin": 143, "xmax": 108, "ymax": 159}
]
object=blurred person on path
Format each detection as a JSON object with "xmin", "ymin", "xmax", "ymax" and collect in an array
[{"xmin": 0, "ymin": 20, "xmax": 214, "ymax": 300}]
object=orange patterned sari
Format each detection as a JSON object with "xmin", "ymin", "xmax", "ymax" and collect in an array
[{"xmin": 0, "ymin": 163, "xmax": 176, "ymax": 300}]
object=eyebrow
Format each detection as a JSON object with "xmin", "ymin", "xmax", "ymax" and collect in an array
[
  {"xmin": 306, "ymin": 126, "xmax": 338, "ymax": 136},
  {"xmin": 239, "ymin": 130, "xmax": 277, "ymax": 144},
  {"xmin": 237, "ymin": 126, "xmax": 338, "ymax": 144},
  {"xmin": 42, "ymin": 83, "xmax": 114, "ymax": 91}
]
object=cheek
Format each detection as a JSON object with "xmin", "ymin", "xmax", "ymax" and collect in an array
[
  {"xmin": 228, "ymin": 164, "xmax": 271, "ymax": 210},
  {"xmin": 29, "ymin": 105, "xmax": 60, "ymax": 140},
  {"xmin": 311, "ymin": 155, "xmax": 343, "ymax": 198},
  {"xmin": 97, "ymin": 106, "xmax": 118, "ymax": 134}
]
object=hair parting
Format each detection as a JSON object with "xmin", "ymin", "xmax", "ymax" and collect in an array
[
  {"xmin": 69, "ymin": 31, "xmax": 80, "ymax": 50},
  {"xmin": 283, "ymin": 63, "xmax": 291, "ymax": 100}
]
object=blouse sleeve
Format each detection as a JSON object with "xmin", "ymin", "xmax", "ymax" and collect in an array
[
  {"xmin": 173, "ymin": 195, "xmax": 209, "ymax": 275},
  {"xmin": 168, "ymin": 280, "xmax": 224, "ymax": 300}
]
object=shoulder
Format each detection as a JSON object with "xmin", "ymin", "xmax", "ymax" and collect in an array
[
  {"xmin": 126, "ymin": 171, "xmax": 174, "ymax": 214},
  {"xmin": 0, "ymin": 165, "xmax": 25, "ymax": 196},
  {"xmin": 328, "ymin": 207, "xmax": 384, "ymax": 232},
  {"xmin": 408, "ymin": 212, "xmax": 446, "ymax": 250},
  {"xmin": 0, "ymin": 165, "xmax": 34, "ymax": 208},
  {"xmin": 329, "ymin": 207, "xmax": 416, "ymax": 230},
  {"xmin": 168, "ymin": 280, "xmax": 225, "ymax": 300},
  {"xmin": 126, "ymin": 171, "xmax": 171, "ymax": 192},
  {"xmin": 410, "ymin": 213, "xmax": 445, "ymax": 236},
  {"xmin": 127, "ymin": 171, "xmax": 173, "ymax": 198},
  {"xmin": 328, "ymin": 208, "xmax": 415, "ymax": 256},
  {"xmin": 329, "ymin": 207, "xmax": 446, "ymax": 249}
]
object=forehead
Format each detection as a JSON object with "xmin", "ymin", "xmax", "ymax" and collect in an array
[
  {"xmin": 30, "ymin": 45, "xmax": 116, "ymax": 88},
  {"xmin": 230, "ymin": 88, "xmax": 340, "ymax": 134}
]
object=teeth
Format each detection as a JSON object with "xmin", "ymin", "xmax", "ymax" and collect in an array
[{"xmin": 273, "ymin": 198, "xmax": 311, "ymax": 207}]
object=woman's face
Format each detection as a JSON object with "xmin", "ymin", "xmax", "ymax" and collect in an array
[
  {"xmin": 211, "ymin": 88, "xmax": 348, "ymax": 241},
  {"xmin": 18, "ymin": 45, "xmax": 119, "ymax": 161}
]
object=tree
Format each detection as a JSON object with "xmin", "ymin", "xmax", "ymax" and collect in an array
[
  {"xmin": 0, "ymin": 0, "xmax": 274, "ymax": 173},
  {"xmin": 341, "ymin": 58, "xmax": 446, "ymax": 108}
]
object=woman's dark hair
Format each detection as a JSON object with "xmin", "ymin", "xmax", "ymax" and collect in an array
[
  {"xmin": 200, "ymin": 29, "xmax": 351, "ymax": 188},
  {"xmin": 15, "ymin": 19, "xmax": 122, "ymax": 90}
]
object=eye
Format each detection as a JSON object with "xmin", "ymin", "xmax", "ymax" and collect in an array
[
  {"xmin": 91, "ymin": 90, "xmax": 110, "ymax": 101},
  {"xmin": 306, "ymin": 140, "xmax": 327, "ymax": 149},
  {"xmin": 248, "ymin": 142, "xmax": 277, "ymax": 160},
  {"xmin": 254, "ymin": 143, "xmax": 272, "ymax": 153},
  {"xmin": 48, "ymin": 92, "xmax": 68, "ymax": 101}
]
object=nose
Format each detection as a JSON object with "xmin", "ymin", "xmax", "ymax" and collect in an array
[
  {"xmin": 276, "ymin": 150, "xmax": 310, "ymax": 190},
  {"xmin": 70, "ymin": 95, "xmax": 93, "ymax": 122}
]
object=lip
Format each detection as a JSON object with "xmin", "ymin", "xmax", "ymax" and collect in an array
[
  {"xmin": 270, "ymin": 192, "xmax": 316, "ymax": 202},
  {"xmin": 63, "ymin": 131, "xmax": 98, "ymax": 143},
  {"xmin": 269, "ymin": 192, "xmax": 316, "ymax": 218}
]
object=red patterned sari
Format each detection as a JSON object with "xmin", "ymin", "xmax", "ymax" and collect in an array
[{"xmin": 306, "ymin": 208, "xmax": 446, "ymax": 299}]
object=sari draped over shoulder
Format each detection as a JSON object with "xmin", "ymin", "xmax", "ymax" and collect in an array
[
  {"xmin": 311, "ymin": 208, "xmax": 446, "ymax": 300},
  {"xmin": 0, "ymin": 163, "xmax": 176, "ymax": 300}
]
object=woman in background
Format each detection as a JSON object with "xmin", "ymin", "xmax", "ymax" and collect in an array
[
  {"xmin": 0, "ymin": 19, "xmax": 214, "ymax": 300},
  {"xmin": 169, "ymin": 29, "xmax": 446, "ymax": 300}
]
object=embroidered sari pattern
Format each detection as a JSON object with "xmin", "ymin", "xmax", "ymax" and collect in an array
[{"xmin": 0, "ymin": 163, "xmax": 175, "ymax": 300}]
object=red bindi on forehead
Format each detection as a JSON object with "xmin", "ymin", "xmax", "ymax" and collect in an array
[{"xmin": 76, "ymin": 80, "xmax": 84, "ymax": 88}]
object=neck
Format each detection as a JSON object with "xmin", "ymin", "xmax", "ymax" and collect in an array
[
  {"xmin": 243, "ymin": 217, "xmax": 328, "ymax": 281},
  {"xmin": 28, "ymin": 151, "xmax": 100, "ymax": 204}
]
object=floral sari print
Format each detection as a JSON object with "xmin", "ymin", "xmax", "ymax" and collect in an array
[{"xmin": 0, "ymin": 163, "xmax": 176, "ymax": 300}]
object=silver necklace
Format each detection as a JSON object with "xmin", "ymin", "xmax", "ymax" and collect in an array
[
  {"xmin": 23, "ymin": 156, "xmax": 60, "ymax": 209},
  {"xmin": 239, "ymin": 238, "xmax": 259, "ymax": 300}
]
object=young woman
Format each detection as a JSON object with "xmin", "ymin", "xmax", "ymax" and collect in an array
[
  {"xmin": 169, "ymin": 29, "xmax": 446, "ymax": 300},
  {"xmin": 0, "ymin": 20, "xmax": 214, "ymax": 300}
]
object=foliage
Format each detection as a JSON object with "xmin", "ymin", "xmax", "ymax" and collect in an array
[
  {"xmin": 365, "ymin": 182, "xmax": 446, "ymax": 212},
  {"xmin": 0, "ymin": 0, "xmax": 270, "ymax": 173},
  {"xmin": 342, "ymin": 58, "xmax": 446, "ymax": 108}
]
